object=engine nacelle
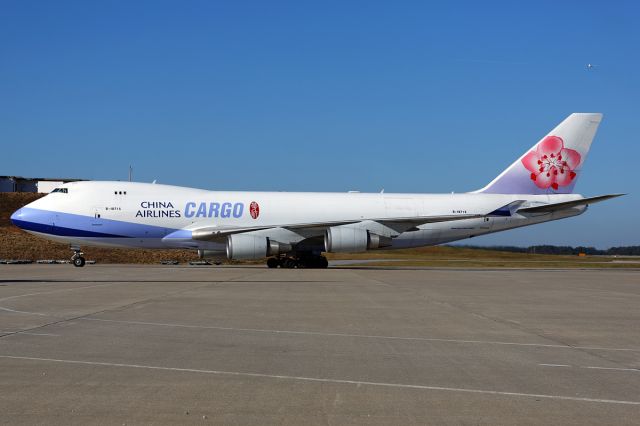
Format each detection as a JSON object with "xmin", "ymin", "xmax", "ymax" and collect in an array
[
  {"xmin": 197, "ymin": 249, "xmax": 225, "ymax": 259},
  {"xmin": 226, "ymin": 234, "xmax": 292, "ymax": 260},
  {"xmin": 324, "ymin": 227, "xmax": 392, "ymax": 253}
]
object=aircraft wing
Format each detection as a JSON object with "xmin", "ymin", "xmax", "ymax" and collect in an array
[
  {"xmin": 189, "ymin": 213, "xmax": 485, "ymax": 242},
  {"xmin": 368, "ymin": 214, "xmax": 485, "ymax": 233},
  {"xmin": 516, "ymin": 194, "xmax": 625, "ymax": 214},
  {"xmin": 190, "ymin": 221, "xmax": 355, "ymax": 242}
]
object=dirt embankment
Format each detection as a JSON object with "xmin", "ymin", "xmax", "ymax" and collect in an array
[{"xmin": 0, "ymin": 193, "xmax": 198, "ymax": 263}]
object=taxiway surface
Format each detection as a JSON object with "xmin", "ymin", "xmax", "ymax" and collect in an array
[{"xmin": 1, "ymin": 265, "xmax": 639, "ymax": 425}]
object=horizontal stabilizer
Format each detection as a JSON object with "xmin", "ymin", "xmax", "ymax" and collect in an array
[{"xmin": 517, "ymin": 194, "xmax": 625, "ymax": 214}]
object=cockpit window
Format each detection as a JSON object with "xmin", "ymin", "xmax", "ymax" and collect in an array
[{"xmin": 51, "ymin": 188, "xmax": 68, "ymax": 193}]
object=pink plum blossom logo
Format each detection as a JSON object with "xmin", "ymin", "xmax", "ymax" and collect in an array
[
  {"xmin": 521, "ymin": 136, "xmax": 581, "ymax": 191},
  {"xmin": 249, "ymin": 201, "xmax": 260, "ymax": 219}
]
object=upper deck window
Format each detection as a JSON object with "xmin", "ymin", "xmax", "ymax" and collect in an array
[{"xmin": 51, "ymin": 188, "xmax": 68, "ymax": 193}]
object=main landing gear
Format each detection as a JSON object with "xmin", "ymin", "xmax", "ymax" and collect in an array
[
  {"xmin": 267, "ymin": 254, "xmax": 329, "ymax": 269},
  {"xmin": 71, "ymin": 246, "xmax": 86, "ymax": 267}
]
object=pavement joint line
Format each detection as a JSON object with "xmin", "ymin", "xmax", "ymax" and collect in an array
[
  {"xmin": 583, "ymin": 366, "xmax": 640, "ymax": 372},
  {"xmin": 0, "ymin": 331, "xmax": 59, "ymax": 336},
  {"xmin": 1, "ymin": 354, "xmax": 639, "ymax": 406},
  {"xmin": 0, "ymin": 306, "xmax": 49, "ymax": 316},
  {"xmin": 0, "ymin": 271, "xmax": 264, "ymax": 339},
  {"xmin": 540, "ymin": 364, "xmax": 640, "ymax": 372},
  {"xmin": 0, "ymin": 282, "xmax": 129, "ymax": 302},
  {"xmin": 539, "ymin": 364, "xmax": 572, "ymax": 367},
  {"xmin": 334, "ymin": 267, "xmax": 640, "ymax": 272},
  {"xmin": 350, "ymin": 270, "xmax": 595, "ymax": 355},
  {"xmin": 80, "ymin": 317, "xmax": 640, "ymax": 352},
  {"xmin": 0, "ymin": 277, "xmax": 263, "ymax": 304}
]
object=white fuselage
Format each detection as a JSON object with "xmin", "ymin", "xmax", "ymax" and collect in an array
[{"xmin": 12, "ymin": 181, "xmax": 585, "ymax": 254}]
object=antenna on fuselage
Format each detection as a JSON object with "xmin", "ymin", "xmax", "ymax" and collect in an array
[{"xmin": 129, "ymin": 165, "xmax": 132, "ymax": 182}]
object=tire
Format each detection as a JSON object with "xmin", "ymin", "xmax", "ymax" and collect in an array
[
  {"xmin": 306, "ymin": 256, "xmax": 328, "ymax": 269},
  {"xmin": 73, "ymin": 257, "xmax": 86, "ymax": 267},
  {"xmin": 283, "ymin": 258, "xmax": 297, "ymax": 269},
  {"xmin": 266, "ymin": 258, "xmax": 279, "ymax": 268}
]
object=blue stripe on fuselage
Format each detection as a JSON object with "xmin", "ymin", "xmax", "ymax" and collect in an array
[
  {"xmin": 12, "ymin": 207, "xmax": 180, "ymax": 239},
  {"xmin": 11, "ymin": 219, "xmax": 130, "ymax": 238}
]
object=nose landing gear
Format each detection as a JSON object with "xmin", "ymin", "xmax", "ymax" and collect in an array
[{"xmin": 71, "ymin": 246, "xmax": 86, "ymax": 267}]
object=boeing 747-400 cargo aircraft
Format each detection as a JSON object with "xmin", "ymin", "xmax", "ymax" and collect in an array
[{"xmin": 11, "ymin": 113, "xmax": 622, "ymax": 268}]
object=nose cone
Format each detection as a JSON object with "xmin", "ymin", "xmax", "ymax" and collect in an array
[
  {"xmin": 10, "ymin": 205, "xmax": 52, "ymax": 235},
  {"xmin": 10, "ymin": 208, "xmax": 25, "ymax": 228}
]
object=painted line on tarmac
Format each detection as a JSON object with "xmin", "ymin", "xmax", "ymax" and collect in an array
[
  {"xmin": 1, "ymin": 354, "xmax": 638, "ymax": 406},
  {"xmin": 0, "ymin": 283, "xmax": 139, "ymax": 318},
  {"xmin": 0, "ymin": 331, "xmax": 59, "ymax": 336},
  {"xmin": 81, "ymin": 317, "xmax": 640, "ymax": 353},
  {"xmin": 0, "ymin": 282, "xmax": 122, "ymax": 302},
  {"xmin": 584, "ymin": 366, "xmax": 640, "ymax": 372},
  {"xmin": 540, "ymin": 364, "xmax": 640, "ymax": 373},
  {"xmin": 0, "ymin": 306, "xmax": 49, "ymax": 316}
]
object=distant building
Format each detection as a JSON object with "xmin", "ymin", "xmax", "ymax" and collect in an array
[
  {"xmin": 0, "ymin": 177, "xmax": 16, "ymax": 192},
  {"xmin": 0, "ymin": 176, "xmax": 85, "ymax": 193}
]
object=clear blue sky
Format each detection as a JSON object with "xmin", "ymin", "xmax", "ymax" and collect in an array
[{"xmin": 1, "ymin": 1, "xmax": 638, "ymax": 247}]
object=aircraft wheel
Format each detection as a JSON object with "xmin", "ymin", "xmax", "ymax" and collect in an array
[
  {"xmin": 283, "ymin": 258, "xmax": 297, "ymax": 269},
  {"xmin": 266, "ymin": 258, "xmax": 279, "ymax": 268},
  {"xmin": 310, "ymin": 257, "xmax": 328, "ymax": 268},
  {"xmin": 73, "ymin": 256, "xmax": 86, "ymax": 267}
]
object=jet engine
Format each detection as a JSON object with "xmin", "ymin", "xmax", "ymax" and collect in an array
[
  {"xmin": 324, "ymin": 227, "xmax": 392, "ymax": 253},
  {"xmin": 197, "ymin": 249, "xmax": 225, "ymax": 259},
  {"xmin": 226, "ymin": 234, "xmax": 292, "ymax": 260}
]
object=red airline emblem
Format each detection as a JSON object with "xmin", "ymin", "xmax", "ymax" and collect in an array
[{"xmin": 249, "ymin": 201, "xmax": 260, "ymax": 219}]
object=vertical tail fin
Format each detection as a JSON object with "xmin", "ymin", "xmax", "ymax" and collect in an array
[{"xmin": 476, "ymin": 113, "xmax": 603, "ymax": 194}]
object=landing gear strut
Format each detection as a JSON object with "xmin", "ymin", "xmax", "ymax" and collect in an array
[
  {"xmin": 71, "ymin": 246, "xmax": 86, "ymax": 268},
  {"xmin": 266, "ymin": 254, "xmax": 329, "ymax": 269}
]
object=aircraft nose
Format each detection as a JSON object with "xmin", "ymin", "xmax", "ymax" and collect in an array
[
  {"xmin": 10, "ymin": 206, "xmax": 52, "ymax": 234},
  {"xmin": 10, "ymin": 208, "xmax": 25, "ymax": 227}
]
